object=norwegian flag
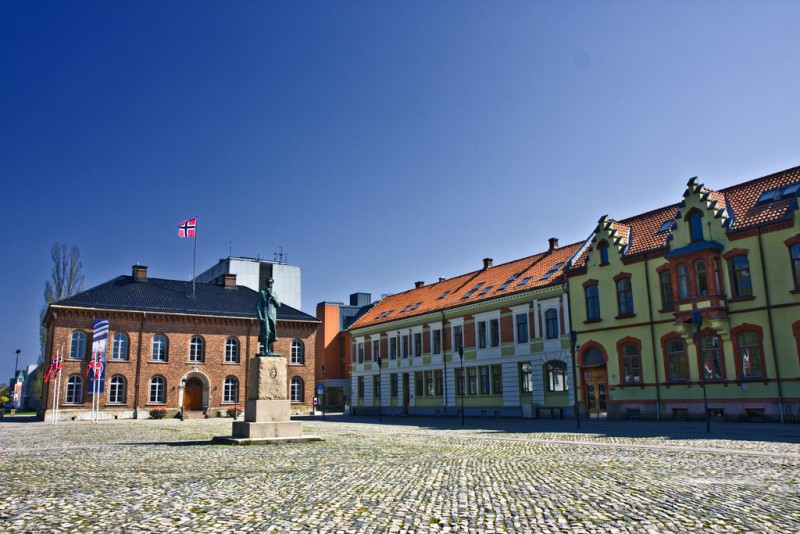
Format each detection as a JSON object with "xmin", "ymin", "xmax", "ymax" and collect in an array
[
  {"xmin": 86, "ymin": 352, "xmax": 98, "ymax": 379},
  {"xmin": 178, "ymin": 218, "xmax": 197, "ymax": 238},
  {"xmin": 43, "ymin": 352, "xmax": 58, "ymax": 382},
  {"xmin": 54, "ymin": 352, "xmax": 63, "ymax": 379}
]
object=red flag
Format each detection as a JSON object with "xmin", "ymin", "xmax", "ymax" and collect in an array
[
  {"xmin": 43, "ymin": 353, "xmax": 58, "ymax": 382},
  {"xmin": 86, "ymin": 353, "xmax": 97, "ymax": 379},
  {"xmin": 178, "ymin": 218, "xmax": 197, "ymax": 238},
  {"xmin": 55, "ymin": 352, "xmax": 63, "ymax": 379}
]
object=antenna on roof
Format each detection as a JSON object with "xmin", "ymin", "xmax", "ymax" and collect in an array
[{"xmin": 273, "ymin": 246, "xmax": 287, "ymax": 264}]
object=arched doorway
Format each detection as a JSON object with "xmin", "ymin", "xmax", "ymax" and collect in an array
[
  {"xmin": 183, "ymin": 377, "xmax": 204, "ymax": 411},
  {"xmin": 580, "ymin": 346, "xmax": 608, "ymax": 419}
]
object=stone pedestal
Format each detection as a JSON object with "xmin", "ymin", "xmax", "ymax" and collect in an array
[{"xmin": 214, "ymin": 355, "xmax": 320, "ymax": 445}]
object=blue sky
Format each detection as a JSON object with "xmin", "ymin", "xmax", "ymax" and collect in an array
[{"xmin": 2, "ymin": 1, "xmax": 799, "ymax": 381}]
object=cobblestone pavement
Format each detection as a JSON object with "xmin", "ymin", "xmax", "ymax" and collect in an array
[{"xmin": 1, "ymin": 415, "xmax": 799, "ymax": 533}]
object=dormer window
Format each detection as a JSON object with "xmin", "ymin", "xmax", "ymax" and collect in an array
[{"xmin": 689, "ymin": 212, "xmax": 704, "ymax": 243}]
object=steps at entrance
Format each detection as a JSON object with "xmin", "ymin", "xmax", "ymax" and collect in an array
[{"xmin": 182, "ymin": 411, "xmax": 207, "ymax": 420}]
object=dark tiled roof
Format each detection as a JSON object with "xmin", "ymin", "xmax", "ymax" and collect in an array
[{"xmin": 52, "ymin": 275, "xmax": 319, "ymax": 322}]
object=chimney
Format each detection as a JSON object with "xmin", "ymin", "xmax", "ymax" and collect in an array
[
  {"xmin": 415, "ymin": 281, "xmax": 425, "ymax": 289},
  {"xmin": 483, "ymin": 258, "xmax": 493, "ymax": 270},
  {"xmin": 222, "ymin": 273, "xmax": 237, "ymax": 288},
  {"xmin": 548, "ymin": 237, "xmax": 559, "ymax": 252},
  {"xmin": 438, "ymin": 277, "xmax": 446, "ymax": 282},
  {"xmin": 132, "ymin": 265, "xmax": 148, "ymax": 282}
]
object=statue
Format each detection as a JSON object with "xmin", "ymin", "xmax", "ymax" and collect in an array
[{"xmin": 257, "ymin": 278, "xmax": 280, "ymax": 355}]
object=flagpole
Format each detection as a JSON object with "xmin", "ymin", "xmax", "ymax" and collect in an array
[{"xmin": 192, "ymin": 216, "xmax": 198, "ymax": 299}]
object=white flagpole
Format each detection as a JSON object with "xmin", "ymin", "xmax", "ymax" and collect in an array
[
  {"xmin": 192, "ymin": 217, "xmax": 198, "ymax": 299},
  {"xmin": 50, "ymin": 357, "xmax": 57, "ymax": 425},
  {"xmin": 52, "ymin": 349, "xmax": 62, "ymax": 424}
]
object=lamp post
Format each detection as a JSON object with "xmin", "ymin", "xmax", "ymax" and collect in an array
[
  {"xmin": 692, "ymin": 312, "xmax": 711, "ymax": 433},
  {"xmin": 458, "ymin": 345, "xmax": 464, "ymax": 427},
  {"xmin": 180, "ymin": 378, "xmax": 186, "ymax": 421},
  {"xmin": 569, "ymin": 331, "xmax": 581, "ymax": 429},
  {"xmin": 377, "ymin": 357, "xmax": 382, "ymax": 423},
  {"xmin": 321, "ymin": 364, "xmax": 326, "ymax": 421},
  {"xmin": 13, "ymin": 349, "xmax": 20, "ymax": 409}
]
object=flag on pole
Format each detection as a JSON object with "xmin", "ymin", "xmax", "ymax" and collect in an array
[
  {"xmin": 54, "ymin": 351, "xmax": 63, "ymax": 379},
  {"xmin": 178, "ymin": 218, "xmax": 197, "ymax": 238},
  {"xmin": 89, "ymin": 319, "xmax": 109, "ymax": 393},
  {"xmin": 43, "ymin": 352, "xmax": 58, "ymax": 382}
]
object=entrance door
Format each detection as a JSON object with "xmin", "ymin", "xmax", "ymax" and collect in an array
[
  {"xmin": 402, "ymin": 373, "xmax": 410, "ymax": 415},
  {"xmin": 183, "ymin": 377, "xmax": 203, "ymax": 411},
  {"xmin": 583, "ymin": 367, "xmax": 608, "ymax": 418}
]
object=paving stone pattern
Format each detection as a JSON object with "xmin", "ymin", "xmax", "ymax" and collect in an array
[{"xmin": 1, "ymin": 416, "xmax": 799, "ymax": 533}]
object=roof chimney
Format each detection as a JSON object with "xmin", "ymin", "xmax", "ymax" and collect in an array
[
  {"xmin": 222, "ymin": 273, "xmax": 237, "ymax": 288},
  {"xmin": 132, "ymin": 265, "xmax": 148, "ymax": 282},
  {"xmin": 415, "ymin": 281, "xmax": 425, "ymax": 289},
  {"xmin": 483, "ymin": 258, "xmax": 493, "ymax": 270},
  {"xmin": 548, "ymin": 237, "xmax": 559, "ymax": 252},
  {"xmin": 438, "ymin": 277, "xmax": 446, "ymax": 282}
]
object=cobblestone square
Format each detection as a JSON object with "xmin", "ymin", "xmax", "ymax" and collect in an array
[{"xmin": 1, "ymin": 416, "xmax": 799, "ymax": 533}]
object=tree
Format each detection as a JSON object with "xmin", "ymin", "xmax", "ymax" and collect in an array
[{"xmin": 39, "ymin": 243, "xmax": 85, "ymax": 363}]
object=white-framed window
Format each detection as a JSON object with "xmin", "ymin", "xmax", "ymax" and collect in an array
[
  {"xmin": 149, "ymin": 375, "xmax": 166, "ymax": 404},
  {"xmin": 431, "ymin": 328, "xmax": 442, "ymax": 355},
  {"xmin": 544, "ymin": 308, "xmax": 560, "ymax": 339},
  {"xmin": 225, "ymin": 337, "xmax": 240, "ymax": 363},
  {"xmin": 511, "ymin": 305, "xmax": 530, "ymax": 345},
  {"xmin": 223, "ymin": 376, "xmax": 239, "ymax": 403},
  {"xmin": 389, "ymin": 334, "xmax": 398, "ymax": 360},
  {"xmin": 356, "ymin": 339, "xmax": 364, "ymax": 364},
  {"xmin": 545, "ymin": 361, "xmax": 568, "ymax": 392},
  {"xmin": 401, "ymin": 334, "xmax": 410, "ymax": 358},
  {"xmin": 151, "ymin": 335, "xmax": 168, "ymax": 361},
  {"xmin": 108, "ymin": 375, "xmax": 126, "ymax": 404},
  {"xmin": 65, "ymin": 375, "xmax": 83, "ymax": 404},
  {"xmin": 451, "ymin": 322, "xmax": 464, "ymax": 354},
  {"xmin": 372, "ymin": 338, "xmax": 380, "ymax": 362},
  {"xmin": 189, "ymin": 336, "xmax": 205, "ymax": 362},
  {"xmin": 413, "ymin": 331, "xmax": 423, "ymax": 357},
  {"xmin": 69, "ymin": 331, "xmax": 87, "ymax": 360},
  {"xmin": 520, "ymin": 363, "xmax": 533, "ymax": 393},
  {"xmin": 474, "ymin": 312, "xmax": 501, "ymax": 350},
  {"xmin": 112, "ymin": 333, "xmax": 129, "ymax": 360},
  {"xmin": 291, "ymin": 339, "xmax": 305, "ymax": 364},
  {"xmin": 290, "ymin": 377, "xmax": 304, "ymax": 403}
]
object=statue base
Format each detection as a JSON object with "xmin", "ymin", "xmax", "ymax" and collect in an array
[{"xmin": 215, "ymin": 354, "xmax": 320, "ymax": 445}]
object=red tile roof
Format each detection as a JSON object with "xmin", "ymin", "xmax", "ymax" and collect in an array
[{"xmin": 349, "ymin": 242, "xmax": 583, "ymax": 331}]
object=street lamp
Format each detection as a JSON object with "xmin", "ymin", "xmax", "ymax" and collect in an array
[
  {"xmin": 13, "ymin": 349, "xmax": 20, "ymax": 408},
  {"xmin": 458, "ymin": 345, "xmax": 464, "ymax": 426},
  {"xmin": 692, "ymin": 312, "xmax": 711, "ymax": 433},
  {"xmin": 376, "ymin": 357, "xmax": 382, "ymax": 423},
  {"xmin": 569, "ymin": 331, "xmax": 581, "ymax": 429},
  {"xmin": 321, "ymin": 364, "xmax": 326, "ymax": 421},
  {"xmin": 180, "ymin": 378, "xmax": 186, "ymax": 421}
]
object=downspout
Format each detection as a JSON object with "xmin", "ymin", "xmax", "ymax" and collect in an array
[
  {"xmin": 643, "ymin": 254, "xmax": 661, "ymax": 421},
  {"xmin": 133, "ymin": 312, "xmax": 145, "ymax": 419},
  {"xmin": 441, "ymin": 310, "xmax": 448, "ymax": 417},
  {"xmin": 757, "ymin": 227, "xmax": 785, "ymax": 423}
]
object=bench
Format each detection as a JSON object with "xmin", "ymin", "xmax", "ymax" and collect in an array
[{"xmin": 536, "ymin": 406, "xmax": 564, "ymax": 419}]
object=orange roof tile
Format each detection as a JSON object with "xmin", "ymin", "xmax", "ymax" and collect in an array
[{"xmin": 349, "ymin": 242, "xmax": 583, "ymax": 331}]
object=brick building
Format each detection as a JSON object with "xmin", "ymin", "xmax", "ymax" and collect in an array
[{"xmin": 40, "ymin": 265, "xmax": 319, "ymax": 421}]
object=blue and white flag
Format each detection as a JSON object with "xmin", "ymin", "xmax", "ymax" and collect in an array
[{"xmin": 90, "ymin": 319, "xmax": 109, "ymax": 393}]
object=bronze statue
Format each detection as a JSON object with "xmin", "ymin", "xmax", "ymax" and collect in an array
[{"xmin": 257, "ymin": 278, "xmax": 280, "ymax": 355}]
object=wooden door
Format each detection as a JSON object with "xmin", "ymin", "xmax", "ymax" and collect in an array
[
  {"xmin": 583, "ymin": 367, "xmax": 608, "ymax": 418},
  {"xmin": 183, "ymin": 378, "xmax": 203, "ymax": 411}
]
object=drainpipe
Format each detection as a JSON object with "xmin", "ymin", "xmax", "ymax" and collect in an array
[
  {"xmin": 133, "ymin": 312, "xmax": 146, "ymax": 419},
  {"xmin": 643, "ymin": 254, "xmax": 661, "ymax": 421},
  {"xmin": 757, "ymin": 227, "xmax": 785, "ymax": 423}
]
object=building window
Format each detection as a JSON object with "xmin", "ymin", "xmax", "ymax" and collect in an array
[
  {"xmin": 479, "ymin": 366, "xmax": 490, "ymax": 395},
  {"xmin": 374, "ymin": 375, "xmax": 381, "ymax": 400},
  {"xmin": 69, "ymin": 331, "xmax": 87, "ymax": 360},
  {"xmin": 372, "ymin": 339, "xmax": 380, "ymax": 361},
  {"xmin": 413, "ymin": 332, "xmax": 422, "ymax": 357},
  {"xmin": 665, "ymin": 338, "xmax": 689, "ymax": 382},
  {"xmin": 65, "ymin": 375, "xmax": 83, "ymax": 404},
  {"xmin": 545, "ymin": 309, "xmax": 559, "ymax": 339},
  {"xmin": 149, "ymin": 375, "xmax": 166, "ymax": 404},
  {"xmin": 599, "ymin": 242, "xmax": 609, "ymax": 265},
  {"xmin": 736, "ymin": 330, "xmax": 764, "ymax": 379},
  {"xmin": 223, "ymin": 376, "xmax": 239, "ymax": 403},
  {"xmin": 621, "ymin": 343, "xmax": 641, "ymax": 383},
  {"xmin": 617, "ymin": 278, "xmax": 634, "ymax": 316},
  {"xmin": 452, "ymin": 325, "xmax": 463, "ymax": 353},
  {"xmin": 467, "ymin": 367, "xmax": 478, "ymax": 395},
  {"xmin": 425, "ymin": 370, "xmax": 434, "ymax": 396},
  {"xmin": 390, "ymin": 373, "xmax": 398, "ymax": 398},
  {"xmin": 455, "ymin": 368, "xmax": 465, "ymax": 396},
  {"xmin": 415, "ymin": 372, "xmax": 424, "ymax": 397},
  {"xmin": 729, "ymin": 255, "xmax": 752, "ymax": 298},
  {"xmin": 791, "ymin": 243, "xmax": 800, "ymax": 290},
  {"xmin": 491, "ymin": 365, "xmax": 503, "ymax": 394},
  {"xmin": 357, "ymin": 376, "xmax": 364, "ymax": 400},
  {"xmin": 520, "ymin": 363, "xmax": 533, "ymax": 393},
  {"xmin": 356, "ymin": 341, "xmax": 364, "ymax": 364},
  {"xmin": 432, "ymin": 329, "xmax": 441, "ymax": 355},
  {"xmin": 490, "ymin": 319, "xmax": 500, "ymax": 347},
  {"xmin": 695, "ymin": 261, "xmax": 709, "ymax": 296},
  {"xmin": 291, "ymin": 340, "xmax": 305, "ymax": 364},
  {"xmin": 701, "ymin": 335, "xmax": 724, "ymax": 380},
  {"xmin": 225, "ymin": 338, "xmax": 240, "ymax": 363},
  {"xmin": 659, "ymin": 271, "xmax": 674, "ymax": 310},
  {"xmin": 290, "ymin": 377, "xmax": 304, "ymax": 403},
  {"xmin": 434, "ymin": 369, "xmax": 443, "ymax": 396},
  {"xmin": 151, "ymin": 335, "xmax": 168, "ymax": 362},
  {"xmin": 389, "ymin": 337, "xmax": 398, "ymax": 360},
  {"xmin": 108, "ymin": 375, "xmax": 126, "ymax": 404},
  {"xmin": 585, "ymin": 284, "xmax": 600, "ymax": 321},
  {"xmin": 478, "ymin": 321, "xmax": 487, "ymax": 349},
  {"xmin": 112, "ymin": 333, "xmax": 129, "ymax": 361},
  {"xmin": 545, "ymin": 361, "xmax": 567, "ymax": 392},
  {"xmin": 689, "ymin": 212, "xmax": 704, "ymax": 242},
  {"xmin": 401, "ymin": 335, "xmax": 409, "ymax": 358},
  {"xmin": 516, "ymin": 313, "xmax": 529, "ymax": 344},
  {"xmin": 677, "ymin": 264, "xmax": 690, "ymax": 299},
  {"xmin": 189, "ymin": 336, "xmax": 205, "ymax": 362}
]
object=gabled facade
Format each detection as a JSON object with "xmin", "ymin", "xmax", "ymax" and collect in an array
[
  {"xmin": 41, "ymin": 265, "xmax": 320, "ymax": 421},
  {"xmin": 347, "ymin": 240, "xmax": 582, "ymax": 418},
  {"xmin": 566, "ymin": 166, "xmax": 800, "ymax": 421}
]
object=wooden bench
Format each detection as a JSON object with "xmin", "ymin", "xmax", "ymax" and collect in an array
[{"xmin": 536, "ymin": 406, "xmax": 564, "ymax": 419}]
